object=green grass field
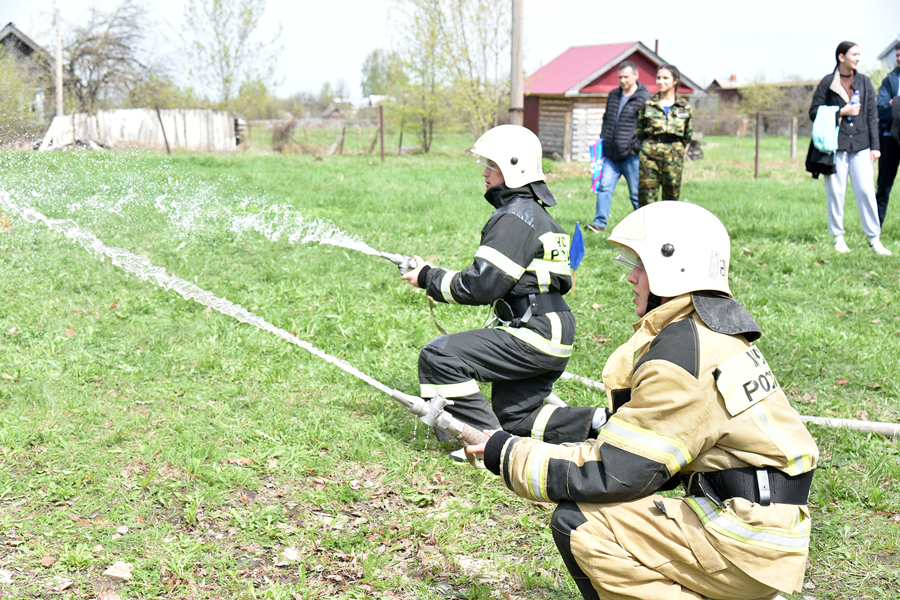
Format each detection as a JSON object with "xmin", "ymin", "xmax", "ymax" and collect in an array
[{"xmin": 0, "ymin": 135, "xmax": 898, "ymax": 599}]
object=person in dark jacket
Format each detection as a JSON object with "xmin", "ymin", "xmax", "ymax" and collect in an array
[
  {"xmin": 809, "ymin": 41, "xmax": 889, "ymax": 255},
  {"xmin": 875, "ymin": 42, "xmax": 900, "ymax": 228},
  {"xmin": 401, "ymin": 125, "xmax": 599, "ymax": 460},
  {"xmin": 587, "ymin": 61, "xmax": 650, "ymax": 233}
]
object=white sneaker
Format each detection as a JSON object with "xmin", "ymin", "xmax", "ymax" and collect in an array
[
  {"xmin": 834, "ymin": 236, "xmax": 850, "ymax": 253},
  {"xmin": 869, "ymin": 238, "xmax": 893, "ymax": 256}
]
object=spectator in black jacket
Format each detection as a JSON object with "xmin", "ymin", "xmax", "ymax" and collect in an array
[
  {"xmin": 875, "ymin": 42, "xmax": 900, "ymax": 228},
  {"xmin": 809, "ymin": 41, "xmax": 889, "ymax": 255},
  {"xmin": 587, "ymin": 61, "xmax": 650, "ymax": 233}
]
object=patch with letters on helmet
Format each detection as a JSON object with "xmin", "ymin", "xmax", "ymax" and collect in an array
[
  {"xmin": 714, "ymin": 345, "xmax": 779, "ymax": 416},
  {"xmin": 708, "ymin": 250, "xmax": 726, "ymax": 282}
]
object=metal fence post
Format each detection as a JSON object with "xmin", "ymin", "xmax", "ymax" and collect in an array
[
  {"xmin": 379, "ymin": 105, "xmax": 385, "ymax": 163},
  {"xmin": 790, "ymin": 116, "xmax": 797, "ymax": 159},
  {"xmin": 754, "ymin": 111, "xmax": 761, "ymax": 179}
]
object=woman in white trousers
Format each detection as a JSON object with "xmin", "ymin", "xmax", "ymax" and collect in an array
[{"xmin": 809, "ymin": 41, "xmax": 890, "ymax": 255}]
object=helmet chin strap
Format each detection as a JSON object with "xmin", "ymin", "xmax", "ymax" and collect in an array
[{"xmin": 646, "ymin": 292, "xmax": 663, "ymax": 313}]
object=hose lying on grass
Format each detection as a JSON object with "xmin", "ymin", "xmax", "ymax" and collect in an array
[{"xmin": 561, "ymin": 372, "xmax": 899, "ymax": 438}]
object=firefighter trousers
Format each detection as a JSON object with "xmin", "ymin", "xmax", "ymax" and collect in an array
[
  {"xmin": 418, "ymin": 327, "xmax": 595, "ymax": 444},
  {"xmin": 551, "ymin": 497, "xmax": 782, "ymax": 600}
]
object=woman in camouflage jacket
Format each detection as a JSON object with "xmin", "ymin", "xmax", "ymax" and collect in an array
[{"xmin": 637, "ymin": 64, "xmax": 693, "ymax": 205}]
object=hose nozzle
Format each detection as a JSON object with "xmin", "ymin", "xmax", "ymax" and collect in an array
[{"xmin": 380, "ymin": 252, "xmax": 417, "ymax": 275}]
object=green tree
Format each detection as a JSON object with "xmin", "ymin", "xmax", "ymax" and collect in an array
[
  {"xmin": 738, "ymin": 82, "xmax": 785, "ymax": 114},
  {"xmin": 231, "ymin": 78, "xmax": 282, "ymax": 119},
  {"xmin": 0, "ymin": 50, "xmax": 41, "ymax": 144},
  {"xmin": 125, "ymin": 75, "xmax": 211, "ymax": 110},
  {"xmin": 866, "ymin": 65, "xmax": 890, "ymax": 93},
  {"xmin": 361, "ymin": 49, "xmax": 407, "ymax": 97},
  {"xmin": 183, "ymin": 0, "xmax": 282, "ymax": 106}
]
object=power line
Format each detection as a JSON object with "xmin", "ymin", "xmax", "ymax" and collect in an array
[{"xmin": 147, "ymin": 2, "xmax": 186, "ymax": 44}]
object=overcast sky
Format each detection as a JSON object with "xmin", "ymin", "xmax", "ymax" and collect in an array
[{"xmin": 2, "ymin": 0, "xmax": 899, "ymax": 99}]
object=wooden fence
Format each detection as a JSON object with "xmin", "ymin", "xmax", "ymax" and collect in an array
[{"xmin": 38, "ymin": 109, "xmax": 237, "ymax": 152}]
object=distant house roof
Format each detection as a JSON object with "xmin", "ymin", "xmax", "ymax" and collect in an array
[
  {"xmin": 524, "ymin": 41, "xmax": 703, "ymax": 97},
  {"xmin": 1, "ymin": 21, "xmax": 53, "ymax": 76},
  {"xmin": 0, "ymin": 22, "xmax": 45, "ymax": 59},
  {"xmin": 351, "ymin": 95, "xmax": 387, "ymax": 110},
  {"xmin": 707, "ymin": 77, "xmax": 819, "ymax": 93},
  {"xmin": 707, "ymin": 76, "xmax": 751, "ymax": 91},
  {"xmin": 878, "ymin": 36, "xmax": 900, "ymax": 63}
]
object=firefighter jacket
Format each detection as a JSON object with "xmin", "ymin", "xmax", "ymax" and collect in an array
[
  {"xmin": 483, "ymin": 292, "xmax": 819, "ymax": 593},
  {"xmin": 417, "ymin": 182, "xmax": 574, "ymax": 358},
  {"xmin": 637, "ymin": 94, "xmax": 693, "ymax": 144}
]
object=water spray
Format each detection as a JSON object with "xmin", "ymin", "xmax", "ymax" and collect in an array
[{"xmin": 0, "ymin": 192, "xmax": 488, "ymax": 448}]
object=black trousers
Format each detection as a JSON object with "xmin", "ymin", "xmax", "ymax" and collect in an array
[
  {"xmin": 876, "ymin": 134, "xmax": 900, "ymax": 227},
  {"xmin": 418, "ymin": 327, "xmax": 595, "ymax": 444},
  {"xmin": 551, "ymin": 502, "xmax": 601, "ymax": 600}
]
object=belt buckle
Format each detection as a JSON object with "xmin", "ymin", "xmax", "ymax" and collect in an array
[
  {"xmin": 755, "ymin": 468, "xmax": 771, "ymax": 506},
  {"xmin": 691, "ymin": 472, "xmax": 724, "ymax": 508}
]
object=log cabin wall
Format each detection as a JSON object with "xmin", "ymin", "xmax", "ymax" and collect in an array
[
  {"xmin": 536, "ymin": 97, "xmax": 607, "ymax": 161},
  {"xmin": 570, "ymin": 98, "xmax": 606, "ymax": 161},
  {"xmin": 536, "ymin": 97, "xmax": 571, "ymax": 158}
]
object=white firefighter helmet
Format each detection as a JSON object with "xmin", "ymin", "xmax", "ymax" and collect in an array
[
  {"xmin": 607, "ymin": 202, "xmax": 732, "ymax": 297},
  {"xmin": 471, "ymin": 125, "xmax": 544, "ymax": 189}
]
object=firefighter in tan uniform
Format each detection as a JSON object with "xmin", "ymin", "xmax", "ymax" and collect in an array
[{"xmin": 467, "ymin": 202, "xmax": 818, "ymax": 600}]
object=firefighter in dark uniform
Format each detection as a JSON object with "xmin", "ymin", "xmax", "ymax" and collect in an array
[
  {"xmin": 468, "ymin": 202, "xmax": 818, "ymax": 599},
  {"xmin": 401, "ymin": 125, "xmax": 599, "ymax": 456}
]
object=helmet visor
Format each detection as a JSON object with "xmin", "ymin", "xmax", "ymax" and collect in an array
[
  {"xmin": 475, "ymin": 156, "xmax": 500, "ymax": 171},
  {"xmin": 614, "ymin": 246, "xmax": 644, "ymax": 271}
]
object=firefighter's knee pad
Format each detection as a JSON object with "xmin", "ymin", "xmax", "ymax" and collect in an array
[
  {"xmin": 418, "ymin": 335, "xmax": 451, "ymax": 372},
  {"xmin": 551, "ymin": 501, "xmax": 587, "ymax": 539}
]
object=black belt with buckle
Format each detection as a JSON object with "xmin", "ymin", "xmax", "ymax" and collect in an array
[
  {"xmin": 494, "ymin": 293, "xmax": 570, "ymax": 323},
  {"xmin": 681, "ymin": 467, "xmax": 814, "ymax": 506},
  {"xmin": 651, "ymin": 134, "xmax": 683, "ymax": 144}
]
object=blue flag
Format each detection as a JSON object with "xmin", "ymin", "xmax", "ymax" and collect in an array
[{"xmin": 570, "ymin": 222, "xmax": 585, "ymax": 271}]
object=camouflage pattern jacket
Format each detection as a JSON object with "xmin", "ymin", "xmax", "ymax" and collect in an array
[{"xmin": 637, "ymin": 94, "xmax": 693, "ymax": 145}]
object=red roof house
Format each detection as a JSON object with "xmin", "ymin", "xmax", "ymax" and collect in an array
[{"xmin": 524, "ymin": 41, "xmax": 703, "ymax": 161}]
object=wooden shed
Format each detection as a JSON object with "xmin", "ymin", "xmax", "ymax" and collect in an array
[
  {"xmin": 524, "ymin": 41, "xmax": 703, "ymax": 161},
  {"xmin": 0, "ymin": 22, "xmax": 49, "ymax": 63},
  {"xmin": 1, "ymin": 22, "xmax": 53, "ymax": 120}
]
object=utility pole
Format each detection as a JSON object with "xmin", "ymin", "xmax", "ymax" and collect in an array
[
  {"xmin": 55, "ymin": 9, "xmax": 64, "ymax": 117},
  {"xmin": 508, "ymin": 0, "xmax": 524, "ymax": 126}
]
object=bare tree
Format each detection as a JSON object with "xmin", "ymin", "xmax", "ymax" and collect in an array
[
  {"xmin": 391, "ymin": 0, "xmax": 450, "ymax": 153},
  {"xmin": 183, "ymin": 0, "xmax": 282, "ymax": 106},
  {"xmin": 65, "ymin": 0, "xmax": 151, "ymax": 114},
  {"xmin": 387, "ymin": 0, "xmax": 510, "ymax": 150},
  {"xmin": 442, "ymin": 0, "xmax": 509, "ymax": 134}
]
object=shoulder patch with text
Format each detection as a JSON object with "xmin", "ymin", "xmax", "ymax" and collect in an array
[{"xmin": 715, "ymin": 346, "xmax": 779, "ymax": 416}]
